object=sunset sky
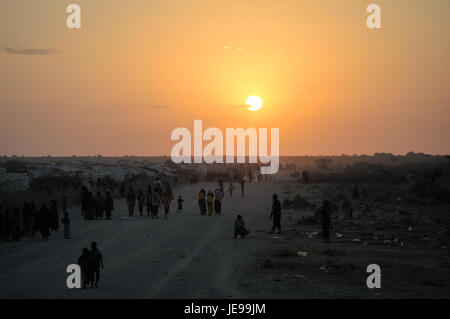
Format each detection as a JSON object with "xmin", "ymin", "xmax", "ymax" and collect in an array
[{"xmin": 0, "ymin": 0, "xmax": 449, "ymax": 156}]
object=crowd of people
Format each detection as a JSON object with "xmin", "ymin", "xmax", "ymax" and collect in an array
[
  {"xmin": 80, "ymin": 187, "xmax": 115, "ymax": 220},
  {"xmin": 0, "ymin": 198, "xmax": 69, "ymax": 242},
  {"xmin": 122, "ymin": 179, "xmax": 181, "ymax": 219}
]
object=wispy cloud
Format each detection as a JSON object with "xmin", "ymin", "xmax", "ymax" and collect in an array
[
  {"xmin": 2, "ymin": 48, "xmax": 60, "ymax": 55},
  {"xmin": 150, "ymin": 105, "xmax": 169, "ymax": 110},
  {"xmin": 223, "ymin": 46, "xmax": 244, "ymax": 51}
]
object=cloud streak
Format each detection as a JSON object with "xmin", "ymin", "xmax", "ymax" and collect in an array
[
  {"xmin": 150, "ymin": 105, "xmax": 169, "ymax": 110},
  {"xmin": 2, "ymin": 48, "xmax": 60, "ymax": 55}
]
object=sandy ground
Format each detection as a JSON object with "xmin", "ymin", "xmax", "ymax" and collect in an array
[{"xmin": 1, "ymin": 179, "xmax": 449, "ymax": 298}]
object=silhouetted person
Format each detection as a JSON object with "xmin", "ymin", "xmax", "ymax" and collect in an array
[
  {"xmin": 22, "ymin": 202, "xmax": 32, "ymax": 236},
  {"xmin": 270, "ymin": 193, "xmax": 282, "ymax": 233},
  {"xmin": 342, "ymin": 198, "xmax": 353, "ymax": 220},
  {"xmin": 77, "ymin": 248, "xmax": 90, "ymax": 289},
  {"xmin": 198, "ymin": 189, "xmax": 206, "ymax": 215},
  {"xmin": 207, "ymin": 190, "xmax": 214, "ymax": 216},
  {"xmin": 104, "ymin": 191, "xmax": 114, "ymax": 220},
  {"xmin": 88, "ymin": 242, "xmax": 104, "ymax": 288},
  {"xmin": 95, "ymin": 191, "xmax": 104, "ymax": 220},
  {"xmin": 177, "ymin": 195, "xmax": 184, "ymax": 213},
  {"xmin": 228, "ymin": 182, "xmax": 234, "ymax": 198},
  {"xmin": 38, "ymin": 204, "xmax": 51, "ymax": 241},
  {"xmin": 0, "ymin": 204, "xmax": 4, "ymax": 242},
  {"xmin": 3, "ymin": 208, "xmax": 12, "ymax": 241},
  {"xmin": 302, "ymin": 170, "xmax": 310, "ymax": 184},
  {"xmin": 146, "ymin": 186, "xmax": 152, "ymax": 217},
  {"xmin": 11, "ymin": 207, "xmax": 21, "ymax": 241},
  {"xmin": 162, "ymin": 192, "xmax": 170, "ymax": 219},
  {"xmin": 30, "ymin": 202, "xmax": 38, "ymax": 237},
  {"xmin": 234, "ymin": 215, "xmax": 250, "ymax": 239},
  {"xmin": 50, "ymin": 200, "xmax": 59, "ymax": 231},
  {"xmin": 320, "ymin": 200, "xmax": 331, "ymax": 243},
  {"xmin": 62, "ymin": 196, "xmax": 67, "ymax": 212},
  {"xmin": 240, "ymin": 180, "xmax": 245, "ymax": 197},
  {"xmin": 151, "ymin": 187, "xmax": 160, "ymax": 218},
  {"xmin": 137, "ymin": 190, "xmax": 145, "ymax": 216},
  {"xmin": 127, "ymin": 187, "xmax": 136, "ymax": 217},
  {"xmin": 61, "ymin": 212, "xmax": 71, "ymax": 239},
  {"xmin": 214, "ymin": 189, "xmax": 222, "ymax": 215},
  {"xmin": 88, "ymin": 192, "xmax": 97, "ymax": 220},
  {"xmin": 80, "ymin": 186, "xmax": 88, "ymax": 219}
]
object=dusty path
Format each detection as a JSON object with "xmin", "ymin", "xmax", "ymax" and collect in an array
[
  {"xmin": 0, "ymin": 181, "xmax": 280, "ymax": 298},
  {"xmin": 3, "ymin": 179, "xmax": 448, "ymax": 298}
]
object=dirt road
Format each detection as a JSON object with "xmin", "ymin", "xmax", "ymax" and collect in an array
[
  {"xmin": 0, "ymin": 182, "xmax": 280, "ymax": 298},
  {"xmin": 2, "ymin": 179, "xmax": 449, "ymax": 298}
]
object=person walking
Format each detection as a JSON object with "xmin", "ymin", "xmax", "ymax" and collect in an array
[
  {"xmin": 198, "ymin": 189, "xmax": 207, "ymax": 216},
  {"xmin": 137, "ymin": 190, "xmax": 145, "ymax": 217},
  {"xmin": 270, "ymin": 193, "xmax": 282, "ymax": 234},
  {"xmin": 61, "ymin": 211, "xmax": 71, "ymax": 239},
  {"xmin": 104, "ymin": 191, "xmax": 114, "ymax": 220},
  {"xmin": 88, "ymin": 242, "xmax": 104, "ymax": 288},
  {"xmin": 162, "ymin": 192, "xmax": 170, "ymax": 219},
  {"xmin": 127, "ymin": 187, "xmax": 136, "ymax": 217}
]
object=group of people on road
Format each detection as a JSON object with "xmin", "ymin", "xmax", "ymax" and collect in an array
[
  {"xmin": 77, "ymin": 241, "xmax": 104, "ymax": 289},
  {"xmin": 80, "ymin": 187, "xmax": 114, "ymax": 221},
  {"xmin": 125, "ymin": 180, "xmax": 181, "ymax": 219},
  {"xmin": 0, "ymin": 198, "xmax": 71, "ymax": 242}
]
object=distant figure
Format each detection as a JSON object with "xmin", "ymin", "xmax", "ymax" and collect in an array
[
  {"xmin": 352, "ymin": 184, "xmax": 360, "ymax": 200},
  {"xmin": 62, "ymin": 196, "xmax": 67, "ymax": 213},
  {"xmin": 177, "ymin": 196, "xmax": 184, "ymax": 213},
  {"xmin": 151, "ymin": 187, "xmax": 161, "ymax": 218},
  {"xmin": 11, "ymin": 207, "xmax": 21, "ymax": 241},
  {"xmin": 302, "ymin": 170, "xmax": 310, "ymax": 184},
  {"xmin": 214, "ymin": 189, "xmax": 222, "ymax": 215},
  {"xmin": 38, "ymin": 204, "xmax": 51, "ymax": 241},
  {"xmin": 127, "ymin": 187, "xmax": 136, "ymax": 217},
  {"xmin": 3, "ymin": 208, "xmax": 12, "ymax": 241},
  {"xmin": 95, "ymin": 191, "xmax": 104, "ymax": 220},
  {"xmin": 207, "ymin": 191, "xmax": 214, "ymax": 216},
  {"xmin": 137, "ymin": 190, "xmax": 145, "ymax": 217},
  {"xmin": 270, "ymin": 193, "xmax": 282, "ymax": 234},
  {"xmin": 61, "ymin": 212, "xmax": 71, "ymax": 239},
  {"xmin": 104, "ymin": 191, "xmax": 114, "ymax": 220},
  {"xmin": 85, "ymin": 192, "xmax": 96, "ymax": 220},
  {"xmin": 30, "ymin": 202, "xmax": 38, "ymax": 238},
  {"xmin": 240, "ymin": 180, "xmax": 245, "ymax": 197},
  {"xmin": 50, "ymin": 200, "xmax": 59, "ymax": 231},
  {"xmin": 198, "ymin": 189, "xmax": 207, "ymax": 216},
  {"xmin": 234, "ymin": 215, "xmax": 250, "ymax": 239},
  {"xmin": 162, "ymin": 192, "xmax": 170, "ymax": 219},
  {"xmin": 77, "ymin": 248, "xmax": 91, "ymax": 289},
  {"xmin": 22, "ymin": 202, "xmax": 32, "ymax": 236},
  {"xmin": 88, "ymin": 242, "xmax": 104, "ymax": 288},
  {"xmin": 219, "ymin": 179, "xmax": 224, "ymax": 197},
  {"xmin": 0, "ymin": 204, "xmax": 4, "ymax": 242},
  {"xmin": 228, "ymin": 182, "xmax": 234, "ymax": 198},
  {"xmin": 146, "ymin": 185, "xmax": 153, "ymax": 217},
  {"xmin": 80, "ymin": 186, "xmax": 88, "ymax": 218},
  {"xmin": 319, "ymin": 200, "xmax": 331, "ymax": 243},
  {"xmin": 342, "ymin": 198, "xmax": 353, "ymax": 220}
]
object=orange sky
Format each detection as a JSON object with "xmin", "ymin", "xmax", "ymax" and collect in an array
[{"xmin": 0, "ymin": 0, "xmax": 449, "ymax": 156}]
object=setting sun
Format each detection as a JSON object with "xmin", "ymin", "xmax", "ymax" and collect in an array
[{"xmin": 246, "ymin": 96, "xmax": 263, "ymax": 111}]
